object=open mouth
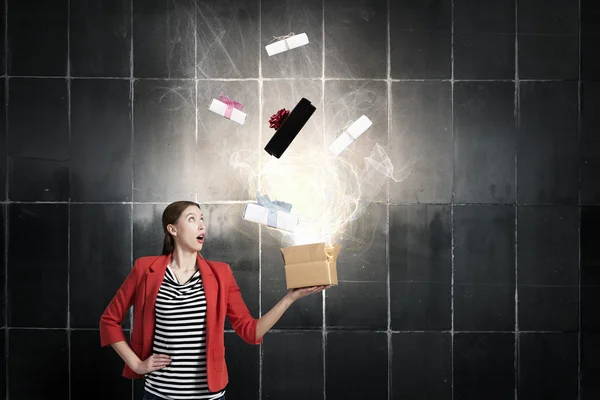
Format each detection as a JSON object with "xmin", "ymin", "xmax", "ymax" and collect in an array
[{"xmin": 196, "ymin": 234, "xmax": 205, "ymax": 242}]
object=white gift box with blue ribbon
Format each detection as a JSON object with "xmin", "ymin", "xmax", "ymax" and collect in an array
[{"xmin": 242, "ymin": 193, "xmax": 299, "ymax": 233}]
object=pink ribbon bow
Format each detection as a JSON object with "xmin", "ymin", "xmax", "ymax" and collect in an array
[{"xmin": 219, "ymin": 94, "xmax": 244, "ymax": 119}]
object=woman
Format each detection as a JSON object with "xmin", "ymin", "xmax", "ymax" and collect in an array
[{"xmin": 100, "ymin": 201, "xmax": 328, "ymax": 400}]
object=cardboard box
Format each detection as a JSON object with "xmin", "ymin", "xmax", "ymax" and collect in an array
[{"xmin": 281, "ymin": 242, "xmax": 341, "ymax": 289}]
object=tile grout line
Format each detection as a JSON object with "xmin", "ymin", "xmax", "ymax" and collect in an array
[
  {"xmin": 386, "ymin": 0, "xmax": 392, "ymax": 399},
  {"xmin": 577, "ymin": 0, "xmax": 582, "ymax": 398},
  {"xmin": 257, "ymin": 0, "xmax": 263, "ymax": 398},
  {"xmin": 321, "ymin": 1, "xmax": 327, "ymax": 399},
  {"xmin": 1, "ymin": 75, "xmax": 583, "ymax": 83},
  {"xmin": 3, "ymin": 0, "xmax": 8, "ymax": 398},
  {"xmin": 66, "ymin": 0, "xmax": 72, "ymax": 399},
  {"xmin": 129, "ymin": 0, "xmax": 134, "ymax": 397},
  {"xmin": 450, "ymin": 0, "xmax": 455, "ymax": 398},
  {"xmin": 514, "ymin": 1, "xmax": 520, "ymax": 399}
]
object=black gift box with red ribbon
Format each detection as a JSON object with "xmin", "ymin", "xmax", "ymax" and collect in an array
[{"xmin": 264, "ymin": 97, "xmax": 316, "ymax": 159}]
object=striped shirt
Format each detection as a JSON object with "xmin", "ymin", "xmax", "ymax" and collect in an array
[{"xmin": 144, "ymin": 265, "xmax": 226, "ymax": 400}]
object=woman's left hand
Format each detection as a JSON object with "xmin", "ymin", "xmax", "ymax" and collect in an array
[{"xmin": 286, "ymin": 285, "xmax": 331, "ymax": 303}]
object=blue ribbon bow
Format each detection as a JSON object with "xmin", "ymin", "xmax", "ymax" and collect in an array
[{"xmin": 256, "ymin": 192, "xmax": 293, "ymax": 228}]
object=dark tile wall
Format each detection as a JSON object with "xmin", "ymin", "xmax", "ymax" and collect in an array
[{"xmin": 1, "ymin": 0, "xmax": 599, "ymax": 399}]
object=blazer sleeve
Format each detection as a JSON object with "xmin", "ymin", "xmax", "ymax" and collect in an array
[
  {"xmin": 99, "ymin": 259, "xmax": 140, "ymax": 347},
  {"xmin": 226, "ymin": 265, "xmax": 262, "ymax": 345}
]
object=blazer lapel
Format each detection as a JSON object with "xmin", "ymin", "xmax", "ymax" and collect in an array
[
  {"xmin": 197, "ymin": 254, "xmax": 217, "ymax": 345},
  {"xmin": 142, "ymin": 254, "xmax": 170, "ymax": 354}
]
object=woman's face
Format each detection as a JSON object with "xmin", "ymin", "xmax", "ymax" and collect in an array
[{"xmin": 169, "ymin": 205, "xmax": 206, "ymax": 253}]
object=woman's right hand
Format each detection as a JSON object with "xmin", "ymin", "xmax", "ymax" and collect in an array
[{"xmin": 133, "ymin": 354, "xmax": 171, "ymax": 375}]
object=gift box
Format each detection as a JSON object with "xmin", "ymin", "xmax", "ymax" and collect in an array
[
  {"xmin": 281, "ymin": 242, "xmax": 341, "ymax": 289},
  {"xmin": 242, "ymin": 193, "xmax": 298, "ymax": 232},
  {"xmin": 208, "ymin": 95, "xmax": 246, "ymax": 125},
  {"xmin": 265, "ymin": 33, "xmax": 309, "ymax": 56},
  {"xmin": 328, "ymin": 115, "xmax": 372, "ymax": 155},
  {"xmin": 264, "ymin": 98, "xmax": 316, "ymax": 158}
]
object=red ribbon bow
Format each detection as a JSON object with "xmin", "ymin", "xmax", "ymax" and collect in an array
[{"xmin": 269, "ymin": 108, "xmax": 290, "ymax": 130}]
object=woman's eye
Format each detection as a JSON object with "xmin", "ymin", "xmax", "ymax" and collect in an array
[{"xmin": 189, "ymin": 217, "xmax": 195, "ymax": 221}]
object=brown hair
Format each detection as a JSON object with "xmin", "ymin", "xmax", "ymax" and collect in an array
[{"xmin": 161, "ymin": 201, "xmax": 202, "ymax": 255}]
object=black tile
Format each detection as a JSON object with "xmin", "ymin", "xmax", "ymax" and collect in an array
[
  {"xmin": 582, "ymin": 34, "xmax": 600, "ymax": 81},
  {"xmin": 518, "ymin": 0, "xmax": 578, "ymax": 35},
  {"xmin": 326, "ymin": 281, "xmax": 387, "ymax": 329},
  {"xmin": 9, "ymin": 329, "xmax": 68, "ymax": 400},
  {"xmin": 8, "ymin": 78, "xmax": 69, "ymax": 201},
  {"xmin": 390, "ymin": 205, "xmax": 451, "ymax": 330},
  {"xmin": 453, "ymin": 333, "xmax": 515, "ymax": 400},
  {"xmin": 326, "ymin": 332, "xmax": 388, "ymax": 399},
  {"xmin": 454, "ymin": 34, "xmax": 515, "ymax": 80},
  {"xmin": 8, "ymin": 0, "xmax": 68, "ymax": 76},
  {"xmin": 582, "ymin": 207, "xmax": 600, "ymax": 331},
  {"xmin": 454, "ymin": 0, "xmax": 515, "ymax": 33},
  {"xmin": 391, "ymin": 281, "xmax": 451, "ymax": 331},
  {"xmin": 196, "ymin": 0, "xmax": 259, "ymax": 79},
  {"xmin": 324, "ymin": 0, "xmax": 387, "ymax": 79},
  {"xmin": 262, "ymin": 332, "xmax": 323, "ymax": 400},
  {"xmin": 518, "ymin": 34, "xmax": 579, "ymax": 80},
  {"xmin": 517, "ymin": 206, "xmax": 579, "ymax": 331},
  {"xmin": 0, "ymin": 330, "xmax": 4, "ymax": 397},
  {"xmin": 133, "ymin": 203, "xmax": 166, "ymax": 260},
  {"xmin": 518, "ymin": 333, "xmax": 578, "ymax": 399},
  {"xmin": 334, "ymin": 203, "xmax": 387, "ymax": 282},
  {"xmin": 454, "ymin": 82, "xmax": 515, "ymax": 203},
  {"xmin": 260, "ymin": 229, "xmax": 322, "ymax": 329},
  {"xmin": 70, "ymin": 0, "xmax": 131, "ymax": 77},
  {"xmin": 390, "ymin": 205, "xmax": 452, "ymax": 282},
  {"xmin": 390, "ymin": 0, "xmax": 451, "ymax": 31},
  {"xmin": 261, "ymin": 0, "xmax": 323, "ymax": 79},
  {"xmin": 261, "ymin": 279, "xmax": 323, "ymax": 329},
  {"xmin": 196, "ymin": 80, "xmax": 259, "ymax": 202},
  {"xmin": 582, "ymin": 206, "xmax": 600, "ymax": 285},
  {"xmin": 518, "ymin": 286, "xmax": 579, "ymax": 332},
  {"xmin": 582, "ymin": 286, "xmax": 600, "ymax": 331},
  {"xmin": 392, "ymin": 31, "xmax": 451, "ymax": 80},
  {"xmin": 71, "ymin": 330, "xmax": 132, "ymax": 400},
  {"xmin": 454, "ymin": 205, "xmax": 515, "ymax": 331},
  {"xmin": 70, "ymin": 204, "xmax": 132, "ymax": 329},
  {"xmin": 518, "ymin": 0, "xmax": 579, "ymax": 80},
  {"xmin": 390, "ymin": 82, "xmax": 452, "ymax": 203},
  {"xmin": 390, "ymin": 0, "xmax": 451, "ymax": 80},
  {"xmin": 71, "ymin": 79, "xmax": 132, "ymax": 201},
  {"xmin": 517, "ymin": 206, "xmax": 579, "ymax": 285},
  {"xmin": 261, "ymin": 80, "xmax": 323, "ymax": 158},
  {"xmin": 392, "ymin": 333, "xmax": 452, "ymax": 400},
  {"xmin": 582, "ymin": 82, "xmax": 600, "ymax": 204},
  {"xmin": 0, "ymin": 206, "xmax": 4, "ymax": 327},
  {"xmin": 201, "ymin": 204, "xmax": 259, "ymax": 328},
  {"xmin": 8, "ymin": 158, "xmax": 69, "ymax": 201},
  {"xmin": 518, "ymin": 82, "xmax": 578, "ymax": 204},
  {"xmin": 224, "ymin": 332, "xmax": 259, "ymax": 398},
  {"xmin": 0, "ymin": 83, "xmax": 5, "ymax": 201},
  {"xmin": 455, "ymin": 206, "xmax": 515, "ymax": 285},
  {"xmin": 8, "ymin": 204, "xmax": 68, "ymax": 327},
  {"xmin": 582, "ymin": 333, "xmax": 600, "ymax": 399},
  {"xmin": 582, "ymin": 0, "xmax": 600, "ymax": 35},
  {"xmin": 454, "ymin": 0, "xmax": 514, "ymax": 79},
  {"xmin": 133, "ymin": 80, "xmax": 196, "ymax": 202},
  {"xmin": 133, "ymin": 0, "xmax": 195, "ymax": 78},
  {"xmin": 324, "ymin": 81, "xmax": 387, "ymax": 203}
]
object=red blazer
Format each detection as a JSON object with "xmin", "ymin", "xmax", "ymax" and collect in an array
[{"xmin": 99, "ymin": 253, "xmax": 261, "ymax": 392}]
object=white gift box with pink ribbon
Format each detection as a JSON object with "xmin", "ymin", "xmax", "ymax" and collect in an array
[{"xmin": 208, "ymin": 95, "xmax": 246, "ymax": 125}]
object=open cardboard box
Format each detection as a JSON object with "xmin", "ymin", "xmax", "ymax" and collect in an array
[{"xmin": 280, "ymin": 242, "xmax": 341, "ymax": 289}]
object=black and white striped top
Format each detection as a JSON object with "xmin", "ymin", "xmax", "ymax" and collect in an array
[{"xmin": 144, "ymin": 265, "xmax": 226, "ymax": 400}]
